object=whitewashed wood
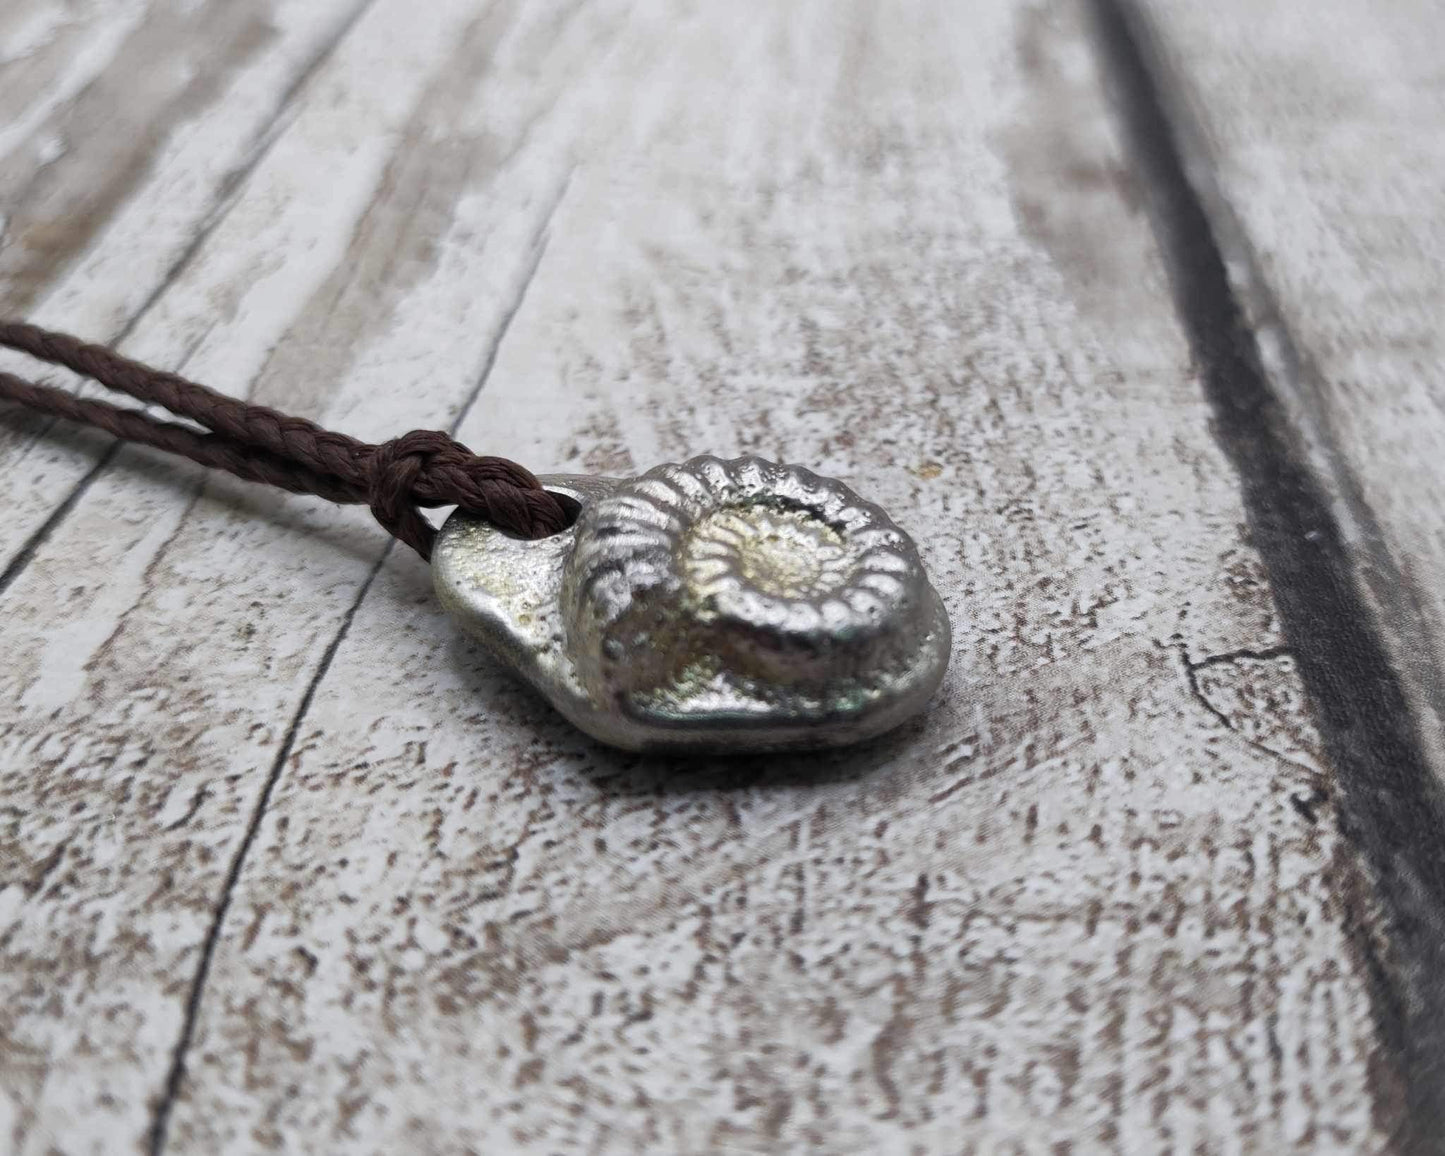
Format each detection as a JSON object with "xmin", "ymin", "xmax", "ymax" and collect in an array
[
  {"xmin": 0, "ymin": 0, "xmax": 1405, "ymax": 1152},
  {"xmin": 1136, "ymin": 0, "xmax": 1445, "ymax": 782},
  {"xmin": 0, "ymin": 0, "xmax": 371, "ymax": 564},
  {"xmin": 0, "ymin": 1, "xmax": 151, "ymax": 162},
  {"xmin": 0, "ymin": 0, "xmax": 634, "ymax": 1149}
]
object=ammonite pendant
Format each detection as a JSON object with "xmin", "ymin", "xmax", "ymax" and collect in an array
[{"xmin": 432, "ymin": 456, "xmax": 951, "ymax": 752}]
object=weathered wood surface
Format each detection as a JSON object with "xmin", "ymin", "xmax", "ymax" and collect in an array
[
  {"xmin": 1135, "ymin": 0, "xmax": 1445, "ymax": 779},
  {"xmin": 1128, "ymin": 0, "xmax": 1445, "ymax": 808},
  {"xmin": 0, "ymin": 0, "xmax": 1438, "ymax": 1151},
  {"xmin": 1105, "ymin": 0, "xmax": 1445, "ymax": 1136}
]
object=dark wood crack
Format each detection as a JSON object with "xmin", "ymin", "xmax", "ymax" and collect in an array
[
  {"xmin": 1090, "ymin": 0, "xmax": 1445, "ymax": 1145},
  {"xmin": 144, "ymin": 175, "xmax": 569, "ymax": 1154}
]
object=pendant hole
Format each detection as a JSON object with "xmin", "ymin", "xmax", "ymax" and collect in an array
[{"xmin": 544, "ymin": 490, "xmax": 582, "ymax": 534}]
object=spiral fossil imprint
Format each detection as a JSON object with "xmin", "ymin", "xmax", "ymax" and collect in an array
[{"xmin": 433, "ymin": 455, "xmax": 951, "ymax": 752}]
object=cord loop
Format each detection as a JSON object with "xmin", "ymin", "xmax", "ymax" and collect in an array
[{"xmin": 0, "ymin": 321, "xmax": 570, "ymax": 560}]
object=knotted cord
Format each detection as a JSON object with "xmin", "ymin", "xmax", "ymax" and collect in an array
[{"xmin": 0, "ymin": 322, "xmax": 570, "ymax": 559}]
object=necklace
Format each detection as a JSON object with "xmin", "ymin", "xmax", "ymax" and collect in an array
[{"xmin": 0, "ymin": 321, "xmax": 949, "ymax": 752}]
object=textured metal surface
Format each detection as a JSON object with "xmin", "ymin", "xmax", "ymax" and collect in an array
[{"xmin": 433, "ymin": 455, "xmax": 951, "ymax": 752}]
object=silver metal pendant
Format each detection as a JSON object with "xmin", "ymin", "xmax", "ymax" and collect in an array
[{"xmin": 432, "ymin": 456, "xmax": 951, "ymax": 752}]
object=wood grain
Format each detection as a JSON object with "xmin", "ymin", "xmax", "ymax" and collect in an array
[
  {"xmin": 1099, "ymin": 0, "xmax": 1445, "ymax": 1140},
  {"xmin": 0, "ymin": 0, "xmax": 605, "ymax": 1148},
  {"xmin": 0, "ymin": 0, "xmax": 372, "ymax": 572},
  {"xmin": 0, "ymin": 0, "xmax": 1426, "ymax": 1151},
  {"xmin": 1132, "ymin": 0, "xmax": 1445, "ymax": 820}
]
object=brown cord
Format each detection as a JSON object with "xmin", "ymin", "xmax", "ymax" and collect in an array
[{"xmin": 0, "ymin": 321, "xmax": 571, "ymax": 559}]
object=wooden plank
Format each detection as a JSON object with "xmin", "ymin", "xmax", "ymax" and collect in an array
[
  {"xmin": 0, "ymin": 2, "xmax": 152, "ymax": 163},
  {"xmin": 0, "ymin": 0, "xmax": 1413, "ymax": 1152},
  {"xmin": 0, "ymin": 0, "xmax": 372, "ymax": 570},
  {"xmin": 1132, "ymin": 0, "xmax": 1445, "ymax": 790},
  {"xmin": 47, "ymin": 0, "xmax": 1389, "ymax": 1151},
  {"xmin": 1099, "ymin": 0, "xmax": 1445, "ymax": 1137},
  {"xmin": 0, "ymin": 0, "xmax": 635, "ymax": 1150}
]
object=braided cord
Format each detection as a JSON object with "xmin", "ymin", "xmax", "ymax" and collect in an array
[{"xmin": 0, "ymin": 322, "xmax": 570, "ymax": 559}]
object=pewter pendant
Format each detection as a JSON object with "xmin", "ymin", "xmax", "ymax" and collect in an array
[{"xmin": 432, "ymin": 456, "xmax": 950, "ymax": 752}]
